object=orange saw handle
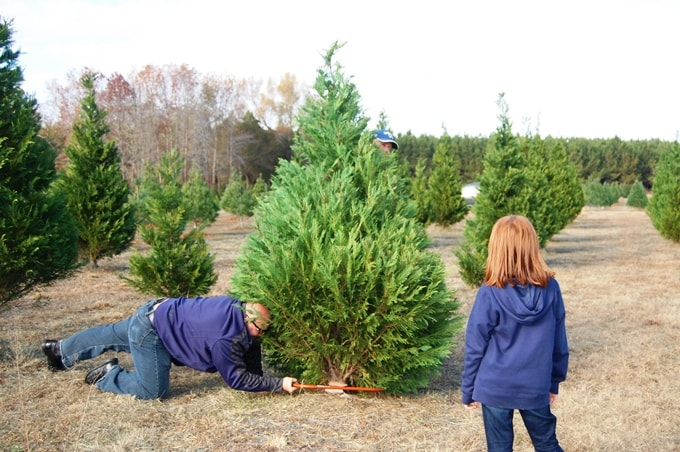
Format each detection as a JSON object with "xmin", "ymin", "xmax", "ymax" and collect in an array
[{"xmin": 292, "ymin": 382, "xmax": 384, "ymax": 392}]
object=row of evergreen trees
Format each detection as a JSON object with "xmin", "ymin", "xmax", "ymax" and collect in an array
[{"xmin": 397, "ymin": 131, "xmax": 671, "ymax": 192}]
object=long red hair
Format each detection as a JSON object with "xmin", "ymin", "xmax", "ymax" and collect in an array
[{"xmin": 484, "ymin": 215, "xmax": 555, "ymax": 288}]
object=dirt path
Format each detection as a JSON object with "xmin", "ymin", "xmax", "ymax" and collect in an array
[{"xmin": 545, "ymin": 203, "xmax": 680, "ymax": 450}]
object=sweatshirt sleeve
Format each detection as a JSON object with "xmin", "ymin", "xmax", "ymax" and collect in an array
[
  {"xmin": 550, "ymin": 282, "xmax": 569, "ymax": 394},
  {"xmin": 212, "ymin": 332, "xmax": 283, "ymax": 392},
  {"xmin": 461, "ymin": 287, "xmax": 495, "ymax": 404}
]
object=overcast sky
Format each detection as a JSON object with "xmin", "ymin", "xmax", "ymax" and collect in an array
[{"xmin": 2, "ymin": 0, "xmax": 678, "ymax": 141}]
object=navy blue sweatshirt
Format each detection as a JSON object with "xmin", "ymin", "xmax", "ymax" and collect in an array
[
  {"xmin": 153, "ymin": 296, "xmax": 283, "ymax": 392},
  {"xmin": 461, "ymin": 278, "xmax": 569, "ymax": 409}
]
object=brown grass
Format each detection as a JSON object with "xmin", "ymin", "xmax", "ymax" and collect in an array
[{"xmin": 1, "ymin": 202, "xmax": 680, "ymax": 451}]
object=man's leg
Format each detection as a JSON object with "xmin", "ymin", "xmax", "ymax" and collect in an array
[
  {"xmin": 58, "ymin": 316, "xmax": 133, "ymax": 368},
  {"xmin": 96, "ymin": 300, "xmax": 172, "ymax": 399}
]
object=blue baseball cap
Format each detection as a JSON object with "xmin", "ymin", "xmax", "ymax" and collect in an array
[{"xmin": 373, "ymin": 129, "xmax": 399, "ymax": 150}]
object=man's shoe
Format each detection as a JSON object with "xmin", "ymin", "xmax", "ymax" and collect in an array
[
  {"xmin": 41, "ymin": 339, "xmax": 66, "ymax": 371},
  {"xmin": 84, "ymin": 358, "xmax": 119, "ymax": 385}
]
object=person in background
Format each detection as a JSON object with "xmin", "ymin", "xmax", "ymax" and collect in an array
[
  {"xmin": 41, "ymin": 296, "xmax": 297, "ymax": 399},
  {"xmin": 373, "ymin": 129, "xmax": 399, "ymax": 153},
  {"xmin": 461, "ymin": 215, "xmax": 569, "ymax": 452}
]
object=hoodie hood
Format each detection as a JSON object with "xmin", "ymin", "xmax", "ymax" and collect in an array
[{"xmin": 492, "ymin": 283, "xmax": 550, "ymax": 325}]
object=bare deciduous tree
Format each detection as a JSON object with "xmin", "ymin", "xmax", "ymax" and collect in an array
[{"xmin": 40, "ymin": 65, "xmax": 307, "ymax": 190}]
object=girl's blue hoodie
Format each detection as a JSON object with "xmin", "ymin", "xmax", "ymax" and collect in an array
[{"xmin": 461, "ymin": 278, "xmax": 569, "ymax": 409}]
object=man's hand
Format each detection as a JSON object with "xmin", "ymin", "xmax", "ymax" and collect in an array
[
  {"xmin": 464, "ymin": 401, "xmax": 480, "ymax": 410},
  {"xmin": 282, "ymin": 377, "xmax": 298, "ymax": 394}
]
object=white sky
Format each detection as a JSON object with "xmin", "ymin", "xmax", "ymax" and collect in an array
[{"xmin": 2, "ymin": 0, "xmax": 678, "ymax": 140}]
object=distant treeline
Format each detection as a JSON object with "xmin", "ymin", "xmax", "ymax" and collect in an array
[{"xmin": 396, "ymin": 132, "xmax": 672, "ymax": 189}]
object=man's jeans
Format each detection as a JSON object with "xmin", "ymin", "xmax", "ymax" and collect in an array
[
  {"xmin": 481, "ymin": 404, "xmax": 563, "ymax": 452},
  {"xmin": 60, "ymin": 299, "xmax": 171, "ymax": 399}
]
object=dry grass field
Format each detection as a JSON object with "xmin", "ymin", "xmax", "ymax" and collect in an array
[{"xmin": 1, "ymin": 200, "xmax": 679, "ymax": 451}]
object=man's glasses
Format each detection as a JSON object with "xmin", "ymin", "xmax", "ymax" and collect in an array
[{"xmin": 249, "ymin": 318, "xmax": 268, "ymax": 334}]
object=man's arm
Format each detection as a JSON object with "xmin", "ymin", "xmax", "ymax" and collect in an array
[
  {"xmin": 244, "ymin": 338, "xmax": 263, "ymax": 376},
  {"xmin": 213, "ymin": 332, "xmax": 297, "ymax": 392}
]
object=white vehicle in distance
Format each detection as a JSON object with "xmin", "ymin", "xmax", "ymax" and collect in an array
[{"xmin": 461, "ymin": 182, "xmax": 480, "ymax": 205}]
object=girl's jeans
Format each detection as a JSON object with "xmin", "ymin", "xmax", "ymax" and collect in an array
[
  {"xmin": 59, "ymin": 299, "xmax": 171, "ymax": 399},
  {"xmin": 481, "ymin": 404, "xmax": 563, "ymax": 452}
]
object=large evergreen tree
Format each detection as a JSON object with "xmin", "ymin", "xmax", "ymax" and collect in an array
[
  {"xmin": 123, "ymin": 149, "xmax": 217, "ymax": 296},
  {"xmin": 521, "ymin": 134, "xmax": 553, "ymax": 245},
  {"xmin": 648, "ymin": 141, "xmax": 680, "ymax": 242},
  {"xmin": 456, "ymin": 94, "xmax": 531, "ymax": 286},
  {"xmin": 545, "ymin": 138, "xmax": 584, "ymax": 235},
  {"xmin": 230, "ymin": 43, "xmax": 460, "ymax": 393},
  {"xmin": 57, "ymin": 72, "xmax": 136, "ymax": 267},
  {"xmin": 0, "ymin": 19, "xmax": 79, "ymax": 306},
  {"xmin": 523, "ymin": 134, "xmax": 584, "ymax": 246}
]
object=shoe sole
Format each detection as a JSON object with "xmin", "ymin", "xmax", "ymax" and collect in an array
[{"xmin": 85, "ymin": 358, "xmax": 119, "ymax": 385}]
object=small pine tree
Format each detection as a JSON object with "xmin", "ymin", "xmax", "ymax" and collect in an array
[
  {"xmin": 0, "ymin": 19, "xmax": 79, "ymax": 306},
  {"xmin": 626, "ymin": 180, "xmax": 648, "ymax": 208},
  {"xmin": 251, "ymin": 174, "xmax": 268, "ymax": 202},
  {"xmin": 183, "ymin": 165, "xmax": 219, "ymax": 228},
  {"xmin": 123, "ymin": 150, "xmax": 217, "ymax": 296},
  {"xmin": 428, "ymin": 134, "xmax": 468, "ymax": 227},
  {"xmin": 230, "ymin": 42, "xmax": 460, "ymax": 393},
  {"xmin": 220, "ymin": 169, "xmax": 254, "ymax": 217},
  {"xmin": 648, "ymin": 142, "xmax": 680, "ymax": 241},
  {"xmin": 57, "ymin": 72, "xmax": 136, "ymax": 267}
]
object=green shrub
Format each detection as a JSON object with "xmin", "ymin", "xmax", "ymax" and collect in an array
[
  {"xmin": 583, "ymin": 181, "xmax": 620, "ymax": 207},
  {"xmin": 220, "ymin": 170, "xmax": 257, "ymax": 217},
  {"xmin": 648, "ymin": 142, "xmax": 680, "ymax": 242},
  {"xmin": 617, "ymin": 183, "xmax": 632, "ymax": 199},
  {"xmin": 626, "ymin": 180, "xmax": 648, "ymax": 208}
]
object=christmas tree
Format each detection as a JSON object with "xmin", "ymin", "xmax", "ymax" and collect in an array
[
  {"xmin": 124, "ymin": 150, "xmax": 216, "ymax": 296},
  {"xmin": 57, "ymin": 72, "xmax": 136, "ymax": 267},
  {"xmin": 230, "ymin": 43, "xmax": 460, "ymax": 393}
]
